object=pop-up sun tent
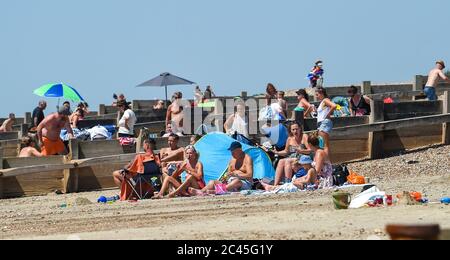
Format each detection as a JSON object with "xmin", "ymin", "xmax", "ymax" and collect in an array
[{"xmin": 194, "ymin": 132, "xmax": 275, "ymax": 184}]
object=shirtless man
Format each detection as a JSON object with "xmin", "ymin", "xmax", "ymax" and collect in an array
[
  {"xmin": 160, "ymin": 134, "xmax": 185, "ymax": 174},
  {"xmin": 0, "ymin": 113, "xmax": 15, "ymax": 133},
  {"xmin": 166, "ymin": 92, "xmax": 185, "ymax": 135},
  {"xmin": 36, "ymin": 107, "xmax": 74, "ymax": 156},
  {"xmin": 191, "ymin": 141, "xmax": 254, "ymax": 195},
  {"xmin": 424, "ymin": 60, "xmax": 450, "ymax": 101}
]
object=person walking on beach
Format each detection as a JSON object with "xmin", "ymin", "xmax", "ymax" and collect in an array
[
  {"xmin": 36, "ymin": 107, "xmax": 74, "ymax": 156},
  {"xmin": 424, "ymin": 60, "xmax": 450, "ymax": 101}
]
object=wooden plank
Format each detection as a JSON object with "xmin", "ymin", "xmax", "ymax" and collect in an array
[
  {"xmin": 443, "ymin": 123, "xmax": 450, "ymax": 145},
  {"xmin": 0, "ymin": 153, "xmax": 3, "ymax": 199},
  {"xmin": 329, "ymin": 140, "xmax": 368, "ymax": 152},
  {"xmin": 63, "ymin": 168, "xmax": 78, "ymax": 194},
  {"xmin": 383, "ymin": 125, "xmax": 442, "ymax": 138},
  {"xmin": 0, "ymin": 132, "xmax": 19, "ymax": 141},
  {"xmin": 383, "ymin": 135, "xmax": 443, "ymax": 152},
  {"xmin": 2, "ymin": 148, "xmax": 19, "ymax": 157},
  {"xmin": 330, "ymin": 152, "xmax": 368, "ymax": 164},
  {"xmin": 330, "ymin": 134, "xmax": 368, "ymax": 140},
  {"xmin": 78, "ymin": 140, "xmax": 126, "ymax": 158},
  {"xmin": 2, "ymin": 171, "xmax": 64, "ymax": 198},
  {"xmin": 2, "ymin": 156, "xmax": 64, "ymax": 169},
  {"xmin": 0, "ymin": 153, "xmax": 137, "ymax": 178},
  {"xmin": 0, "ymin": 164, "xmax": 75, "ymax": 178},
  {"xmin": 75, "ymin": 164, "xmax": 123, "ymax": 192},
  {"xmin": 368, "ymin": 100, "xmax": 384, "ymax": 160},
  {"xmin": 332, "ymin": 114, "xmax": 450, "ymax": 138},
  {"xmin": 0, "ymin": 177, "xmax": 3, "ymax": 199},
  {"xmin": 369, "ymin": 132, "xmax": 384, "ymax": 159},
  {"xmin": 72, "ymin": 154, "xmax": 137, "ymax": 168}
]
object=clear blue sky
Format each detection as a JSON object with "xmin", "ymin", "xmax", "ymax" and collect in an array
[{"xmin": 1, "ymin": 0, "xmax": 449, "ymax": 117}]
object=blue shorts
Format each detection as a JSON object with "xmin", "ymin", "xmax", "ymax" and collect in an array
[
  {"xmin": 318, "ymin": 119, "xmax": 333, "ymax": 134},
  {"xmin": 228, "ymin": 177, "xmax": 253, "ymax": 191},
  {"xmin": 424, "ymin": 87, "xmax": 437, "ymax": 101}
]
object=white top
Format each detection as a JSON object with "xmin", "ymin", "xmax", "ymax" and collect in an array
[
  {"xmin": 317, "ymin": 100, "xmax": 331, "ymax": 123},
  {"xmin": 118, "ymin": 109, "xmax": 137, "ymax": 135},
  {"xmin": 230, "ymin": 113, "xmax": 248, "ymax": 137}
]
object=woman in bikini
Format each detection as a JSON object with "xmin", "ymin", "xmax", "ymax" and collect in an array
[
  {"xmin": 273, "ymin": 123, "xmax": 311, "ymax": 186},
  {"xmin": 154, "ymin": 145, "xmax": 204, "ymax": 199}
]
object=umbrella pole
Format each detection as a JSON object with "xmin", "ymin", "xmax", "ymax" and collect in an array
[
  {"xmin": 165, "ymin": 85, "xmax": 168, "ymax": 108},
  {"xmin": 57, "ymin": 98, "xmax": 60, "ymax": 111}
]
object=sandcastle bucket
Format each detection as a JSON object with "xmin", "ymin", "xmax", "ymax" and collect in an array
[{"xmin": 332, "ymin": 191, "xmax": 351, "ymax": 210}]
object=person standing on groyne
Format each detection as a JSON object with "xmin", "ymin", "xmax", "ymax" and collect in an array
[{"xmin": 424, "ymin": 60, "xmax": 450, "ymax": 101}]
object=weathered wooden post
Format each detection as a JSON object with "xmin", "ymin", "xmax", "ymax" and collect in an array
[
  {"xmin": 443, "ymin": 91, "xmax": 450, "ymax": 145},
  {"xmin": 413, "ymin": 75, "xmax": 425, "ymax": 101},
  {"xmin": 99, "ymin": 104, "xmax": 106, "ymax": 115},
  {"xmin": 63, "ymin": 139, "xmax": 79, "ymax": 194},
  {"xmin": 0, "ymin": 153, "xmax": 4, "ymax": 199},
  {"xmin": 19, "ymin": 124, "xmax": 28, "ymax": 138},
  {"xmin": 24, "ymin": 112, "xmax": 32, "ymax": 125},
  {"xmin": 368, "ymin": 100, "xmax": 385, "ymax": 159},
  {"xmin": 361, "ymin": 81, "xmax": 372, "ymax": 96}
]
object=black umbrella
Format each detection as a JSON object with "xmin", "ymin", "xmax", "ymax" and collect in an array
[{"xmin": 137, "ymin": 72, "xmax": 196, "ymax": 107}]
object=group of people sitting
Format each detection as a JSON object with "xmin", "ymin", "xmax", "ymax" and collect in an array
[{"xmin": 111, "ymin": 119, "xmax": 335, "ymax": 201}]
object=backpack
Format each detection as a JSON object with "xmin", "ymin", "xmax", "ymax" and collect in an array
[{"xmin": 332, "ymin": 164, "xmax": 350, "ymax": 186}]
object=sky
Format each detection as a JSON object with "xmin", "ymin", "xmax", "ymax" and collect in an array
[{"xmin": 1, "ymin": 0, "xmax": 449, "ymax": 117}]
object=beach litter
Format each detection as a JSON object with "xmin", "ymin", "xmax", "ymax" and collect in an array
[{"xmin": 97, "ymin": 195, "xmax": 120, "ymax": 204}]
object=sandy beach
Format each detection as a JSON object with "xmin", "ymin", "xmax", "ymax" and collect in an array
[{"xmin": 1, "ymin": 145, "xmax": 449, "ymax": 240}]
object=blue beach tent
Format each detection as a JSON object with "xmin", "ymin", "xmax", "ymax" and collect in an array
[{"xmin": 193, "ymin": 133, "xmax": 275, "ymax": 184}]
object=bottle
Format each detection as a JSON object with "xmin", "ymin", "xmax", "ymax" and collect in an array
[{"xmin": 98, "ymin": 195, "xmax": 120, "ymax": 204}]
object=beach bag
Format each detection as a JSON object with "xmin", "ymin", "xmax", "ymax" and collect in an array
[
  {"xmin": 215, "ymin": 183, "xmax": 228, "ymax": 195},
  {"xmin": 347, "ymin": 171, "xmax": 365, "ymax": 185},
  {"xmin": 332, "ymin": 164, "xmax": 350, "ymax": 186}
]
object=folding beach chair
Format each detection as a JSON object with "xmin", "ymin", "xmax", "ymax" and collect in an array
[{"xmin": 120, "ymin": 161, "xmax": 163, "ymax": 201}]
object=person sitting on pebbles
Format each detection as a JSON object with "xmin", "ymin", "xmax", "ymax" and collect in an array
[
  {"xmin": 190, "ymin": 141, "xmax": 253, "ymax": 196},
  {"xmin": 261, "ymin": 155, "xmax": 318, "ymax": 193},
  {"xmin": 153, "ymin": 145, "xmax": 205, "ymax": 199}
]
